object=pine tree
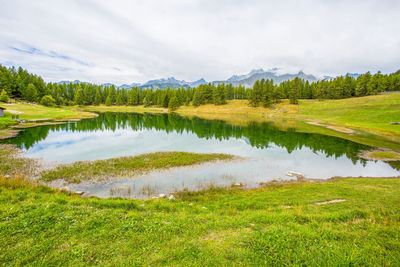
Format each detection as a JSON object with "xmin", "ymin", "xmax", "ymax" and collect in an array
[
  {"xmin": 261, "ymin": 79, "xmax": 273, "ymax": 107},
  {"xmin": 168, "ymin": 95, "xmax": 180, "ymax": 111},
  {"xmin": 143, "ymin": 91, "xmax": 153, "ymax": 107},
  {"xmin": 289, "ymin": 78, "xmax": 300, "ymax": 104},
  {"xmin": 105, "ymin": 95, "xmax": 112, "ymax": 106},
  {"xmin": 192, "ymin": 89, "xmax": 202, "ymax": 106},
  {"xmin": 116, "ymin": 92, "xmax": 123, "ymax": 105},
  {"xmin": 74, "ymin": 87, "xmax": 85, "ymax": 105},
  {"xmin": 213, "ymin": 84, "xmax": 226, "ymax": 105},
  {"xmin": 161, "ymin": 92, "xmax": 169, "ymax": 108},
  {"xmin": 249, "ymin": 80, "xmax": 263, "ymax": 107},
  {"xmin": 94, "ymin": 88, "xmax": 102, "ymax": 105},
  {"xmin": 128, "ymin": 89, "xmax": 139, "ymax": 105},
  {"xmin": 142, "ymin": 97, "xmax": 149, "ymax": 107},
  {"xmin": 355, "ymin": 72, "xmax": 371, "ymax": 96},
  {"xmin": 109, "ymin": 85, "xmax": 117, "ymax": 103}
]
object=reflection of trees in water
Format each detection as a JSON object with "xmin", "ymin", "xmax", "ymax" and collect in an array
[{"xmin": 3, "ymin": 112, "xmax": 370, "ymax": 165}]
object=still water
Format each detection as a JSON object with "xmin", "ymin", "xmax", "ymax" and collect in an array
[{"xmin": 3, "ymin": 113, "xmax": 399, "ymax": 198}]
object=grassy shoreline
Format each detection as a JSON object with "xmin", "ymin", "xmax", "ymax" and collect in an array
[
  {"xmin": 0, "ymin": 103, "xmax": 98, "ymax": 139},
  {"xmin": 1, "ymin": 175, "xmax": 399, "ymax": 265}
]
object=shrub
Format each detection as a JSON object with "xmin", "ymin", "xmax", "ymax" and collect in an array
[
  {"xmin": 40, "ymin": 95, "xmax": 56, "ymax": 107},
  {"xmin": 0, "ymin": 90, "xmax": 9, "ymax": 103}
]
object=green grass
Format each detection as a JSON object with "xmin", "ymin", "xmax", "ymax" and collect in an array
[
  {"xmin": 0, "ymin": 116, "xmax": 16, "ymax": 129},
  {"xmin": 41, "ymin": 152, "xmax": 235, "ymax": 183},
  {"xmin": 298, "ymin": 93, "xmax": 400, "ymax": 135},
  {"xmin": 0, "ymin": 176, "xmax": 399, "ymax": 265},
  {"xmin": 368, "ymin": 151, "xmax": 400, "ymax": 160},
  {"xmin": 83, "ymin": 104, "xmax": 165, "ymax": 114},
  {"xmin": 0, "ymin": 102, "xmax": 96, "ymax": 121}
]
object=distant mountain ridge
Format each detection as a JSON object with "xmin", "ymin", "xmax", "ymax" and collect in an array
[
  {"xmin": 214, "ymin": 69, "xmax": 318, "ymax": 87},
  {"xmin": 56, "ymin": 68, "xmax": 327, "ymax": 89}
]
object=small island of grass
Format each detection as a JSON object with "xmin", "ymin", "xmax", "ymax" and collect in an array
[
  {"xmin": 40, "ymin": 152, "xmax": 235, "ymax": 183},
  {"xmin": 360, "ymin": 150, "xmax": 400, "ymax": 161}
]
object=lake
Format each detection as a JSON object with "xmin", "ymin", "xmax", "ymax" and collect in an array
[{"xmin": 2, "ymin": 112, "xmax": 399, "ymax": 198}]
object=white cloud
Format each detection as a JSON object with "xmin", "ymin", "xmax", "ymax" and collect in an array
[{"xmin": 0, "ymin": 0, "xmax": 399, "ymax": 84}]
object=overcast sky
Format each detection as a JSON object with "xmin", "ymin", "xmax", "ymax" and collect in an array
[{"xmin": 0, "ymin": 0, "xmax": 399, "ymax": 84}]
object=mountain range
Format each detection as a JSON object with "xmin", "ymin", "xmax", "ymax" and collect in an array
[{"xmin": 57, "ymin": 69, "xmax": 352, "ymax": 89}]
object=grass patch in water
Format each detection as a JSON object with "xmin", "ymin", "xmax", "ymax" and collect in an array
[
  {"xmin": 41, "ymin": 152, "xmax": 234, "ymax": 183},
  {"xmin": 0, "ymin": 145, "xmax": 38, "ymax": 177},
  {"xmin": 0, "ymin": 177, "xmax": 399, "ymax": 265},
  {"xmin": 368, "ymin": 151, "xmax": 400, "ymax": 160}
]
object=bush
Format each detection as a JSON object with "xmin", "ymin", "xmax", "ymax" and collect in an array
[
  {"xmin": 40, "ymin": 95, "xmax": 56, "ymax": 107},
  {"xmin": 0, "ymin": 117, "xmax": 16, "ymax": 129},
  {"xmin": 0, "ymin": 90, "xmax": 9, "ymax": 103}
]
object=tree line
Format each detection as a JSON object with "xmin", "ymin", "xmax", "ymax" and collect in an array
[{"xmin": 1, "ymin": 65, "xmax": 399, "ymax": 110}]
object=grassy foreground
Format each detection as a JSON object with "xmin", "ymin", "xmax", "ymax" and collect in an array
[
  {"xmin": 0, "ymin": 176, "xmax": 399, "ymax": 265},
  {"xmin": 41, "ymin": 152, "xmax": 234, "ymax": 183}
]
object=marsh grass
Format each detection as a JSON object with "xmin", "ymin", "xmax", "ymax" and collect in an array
[
  {"xmin": 0, "ymin": 174, "xmax": 36, "ymax": 189},
  {"xmin": 40, "ymin": 152, "xmax": 235, "ymax": 183},
  {"xmin": 0, "ymin": 144, "xmax": 38, "ymax": 177},
  {"xmin": 0, "ymin": 177, "xmax": 399, "ymax": 265}
]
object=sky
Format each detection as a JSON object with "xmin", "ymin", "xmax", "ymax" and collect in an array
[{"xmin": 0, "ymin": 0, "xmax": 399, "ymax": 85}]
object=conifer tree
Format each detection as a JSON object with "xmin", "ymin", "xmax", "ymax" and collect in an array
[
  {"xmin": 94, "ymin": 88, "xmax": 102, "ymax": 105},
  {"xmin": 213, "ymin": 84, "xmax": 227, "ymax": 105},
  {"xmin": 116, "ymin": 92, "xmax": 123, "ymax": 105},
  {"xmin": 168, "ymin": 95, "xmax": 180, "ymax": 111},
  {"xmin": 74, "ymin": 87, "xmax": 85, "ymax": 105},
  {"xmin": 105, "ymin": 95, "xmax": 112, "ymax": 106},
  {"xmin": 192, "ymin": 89, "xmax": 202, "ymax": 106}
]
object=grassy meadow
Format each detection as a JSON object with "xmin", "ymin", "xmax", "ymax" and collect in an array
[
  {"xmin": 298, "ymin": 93, "xmax": 400, "ymax": 135},
  {"xmin": 1, "ymin": 176, "xmax": 399, "ymax": 265},
  {"xmin": 0, "ymin": 102, "xmax": 96, "ymax": 121}
]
